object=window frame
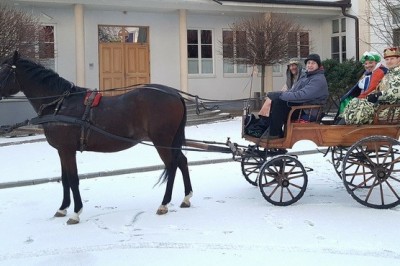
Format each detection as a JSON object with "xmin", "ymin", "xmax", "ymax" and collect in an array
[
  {"xmin": 331, "ymin": 18, "xmax": 346, "ymax": 62},
  {"xmin": 187, "ymin": 28, "xmax": 215, "ymax": 77},
  {"xmin": 38, "ymin": 24, "xmax": 57, "ymax": 71},
  {"xmin": 288, "ymin": 31, "xmax": 310, "ymax": 60},
  {"xmin": 394, "ymin": 28, "xmax": 400, "ymax": 46},
  {"xmin": 222, "ymin": 29, "xmax": 248, "ymax": 76}
]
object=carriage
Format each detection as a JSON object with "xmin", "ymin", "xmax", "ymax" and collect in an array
[{"xmin": 235, "ymin": 103, "xmax": 400, "ymax": 209}]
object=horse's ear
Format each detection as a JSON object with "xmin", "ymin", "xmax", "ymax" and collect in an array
[{"xmin": 12, "ymin": 50, "xmax": 19, "ymax": 63}]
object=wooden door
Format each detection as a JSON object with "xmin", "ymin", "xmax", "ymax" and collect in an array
[
  {"xmin": 99, "ymin": 43, "xmax": 150, "ymax": 96},
  {"xmin": 125, "ymin": 44, "xmax": 150, "ymax": 87}
]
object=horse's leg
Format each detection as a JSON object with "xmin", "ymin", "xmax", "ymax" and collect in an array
[
  {"xmin": 157, "ymin": 163, "xmax": 178, "ymax": 215},
  {"xmin": 57, "ymin": 150, "xmax": 83, "ymax": 224},
  {"xmin": 177, "ymin": 151, "xmax": 193, "ymax": 208},
  {"xmin": 54, "ymin": 163, "xmax": 71, "ymax": 217}
]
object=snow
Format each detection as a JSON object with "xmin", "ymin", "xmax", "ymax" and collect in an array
[{"xmin": 1, "ymin": 117, "xmax": 400, "ymax": 265}]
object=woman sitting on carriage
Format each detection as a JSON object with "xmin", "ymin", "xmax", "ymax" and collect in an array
[
  {"xmin": 336, "ymin": 51, "xmax": 387, "ymax": 124},
  {"xmin": 340, "ymin": 47, "xmax": 400, "ymax": 125}
]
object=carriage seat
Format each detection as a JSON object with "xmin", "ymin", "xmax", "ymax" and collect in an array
[
  {"xmin": 373, "ymin": 103, "xmax": 400, "ymax": 125},
  {"xmin": 289, "ymin": 105, "xmax": 325, "ymax": 124}
]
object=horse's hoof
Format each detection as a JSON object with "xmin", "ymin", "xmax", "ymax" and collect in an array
[
  {"xmin": 180, "ymin": 202, "xmax": 191, "ymax": 208},
  {"xmin": 66, "ymin": 210, "xmax": 81, "ymax": 224},
  {"xmin": 54, "ymin": 209, "xmax": 67, "ymax": 217},
  {"xmin": 180, "ymin": 191, "xmax": 193, "ymax": 208},
  {"xmin": 156, "ymin": 205, "xmax": 168, "ymax": 215},
  {"xmin": 66, "ymin": 218, "xmax": 80, "ymax": 225}
]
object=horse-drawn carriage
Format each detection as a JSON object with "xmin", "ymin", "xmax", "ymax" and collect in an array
[
  {"xmin": 238, "ymin": 103, "xmax": 400, "ymax": 209},
  {"xmin": 1, "ymin": 51, "xmax": 400, "ymax": 225}
]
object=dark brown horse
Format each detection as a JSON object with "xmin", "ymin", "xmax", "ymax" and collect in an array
[{"xmin": 0, "ymin": 51, "xmax": 193, "ymax": 224}]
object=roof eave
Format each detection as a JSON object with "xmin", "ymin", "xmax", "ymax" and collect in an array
[{"xmin": 219, "ymin": 0, "xmax": 352, "ymax": 9}]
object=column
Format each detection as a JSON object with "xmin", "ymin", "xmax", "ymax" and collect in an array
[
  {"xmin": 74, "ymin": 4, "xmax": 85, "ymax": 86},
  {"xmin": 179, "ymin": 9, "xmax": 188, "ymax": 93}
]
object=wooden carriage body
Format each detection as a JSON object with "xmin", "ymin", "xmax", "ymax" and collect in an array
[{"xmin": 243, "ymin": 104, "xmax": 400, "ymax": 149}]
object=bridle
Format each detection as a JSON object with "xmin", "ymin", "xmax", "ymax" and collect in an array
[
  {"xmin": 0, "ymin": 62, "xmax": 79, "ymax": 115},
  {"xmin": 0, "ymin": 63, "xmax": 19, "ymax": 100}
]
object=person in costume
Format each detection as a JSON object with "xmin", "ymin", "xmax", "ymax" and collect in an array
[
  {"xmin": 336, "ymin": 51, "xmax": 387, "ymax": 123},
  {"xmin": 343, "ymin": 47, "xmax": 400, "ymax": 124}
]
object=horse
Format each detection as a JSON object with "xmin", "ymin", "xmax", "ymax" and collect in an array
[{"xmin": 0, "ymin": 51, "xmax": 193, "ymax": 224}]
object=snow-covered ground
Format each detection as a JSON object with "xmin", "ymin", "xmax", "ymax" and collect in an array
[{"xmin": 1, "ymin": 117, "xmax": 400, "ymax": 265}]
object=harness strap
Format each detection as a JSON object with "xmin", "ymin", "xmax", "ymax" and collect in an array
[
  {"xmin": 28, "ymin": 115, "xmax": 242, "ymax": 156},
  {"xmin": 37, "ymin": 91, "xmax": 71, "ymax": 116},
  {"xmin": 80, "ymin": 91, "xmax": 98, "ymax": 152},
  {"xmin": 30, "ymin": 115, "xmax": 140, "ymax": 147}
]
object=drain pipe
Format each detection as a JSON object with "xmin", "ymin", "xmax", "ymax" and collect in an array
[{"xmin": 341, "ymin": 6, "xmax": 359, "ymax": 61}]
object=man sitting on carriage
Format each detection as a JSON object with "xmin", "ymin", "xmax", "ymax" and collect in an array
[{"xmin": 246, "ymin": 53, "xmax": 329, "ymax": 139}]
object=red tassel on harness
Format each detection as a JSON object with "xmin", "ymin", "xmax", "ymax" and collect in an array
[{"xmin": 84, "ymin": 91, "xmax": 102, "ymax": 107}]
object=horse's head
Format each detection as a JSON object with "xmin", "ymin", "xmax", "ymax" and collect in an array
[{"xmin": 0, "ymin": 51, "xmax": 21, "ymax": 99}]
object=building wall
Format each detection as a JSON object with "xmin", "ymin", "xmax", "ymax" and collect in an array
[{"xmin": 0, "ymin": 2, "xmax": 361, "ymax": 125}]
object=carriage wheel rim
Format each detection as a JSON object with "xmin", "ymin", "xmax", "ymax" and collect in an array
[{"xmin": 258, "ymin": 155, "xmax": 307, "ymax": 206}]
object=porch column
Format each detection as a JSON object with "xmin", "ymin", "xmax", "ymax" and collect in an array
[
  {"xmin": 179, "ymin": 9, "xmax": 188, "ymax": 93},
  {"xmin": 74, "ymin": 4, "xmax": 85, "ymax": 86}
]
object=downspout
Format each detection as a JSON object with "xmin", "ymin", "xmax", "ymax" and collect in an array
[{"xmin": 341, "ymin": 6, "xmax": 360, "ymax": 61}]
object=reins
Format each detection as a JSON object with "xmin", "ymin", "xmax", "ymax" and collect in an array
[
  {"xmin": 26, "ymin": 114, "xmax": 240, "ymax": 156},
  {"xmin": 0, "ymin": 61, "xmax": 256, "ymax": 157}
]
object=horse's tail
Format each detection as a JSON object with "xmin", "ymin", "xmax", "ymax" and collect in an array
[{"xmin": 158, "ymin": 96, "xmax": 187, "ymax": 183}]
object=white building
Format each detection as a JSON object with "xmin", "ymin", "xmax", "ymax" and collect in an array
[{"xmin": 1, "ymin": 0, "xmax": 399, "ymax": 124}]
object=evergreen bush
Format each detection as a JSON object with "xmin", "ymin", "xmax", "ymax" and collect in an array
[{"xmin": 322, "ymin": 58, "xmax": 364, "ymax": 111}]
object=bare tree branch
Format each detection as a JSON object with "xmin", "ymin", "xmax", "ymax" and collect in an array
[
  {"xmin": 0, "ymin": 3, "xmax": 41, "ymax": 61},
  {"xmin": 226, "ymin": 13, "xmax": 302, "ymax": 66},
  {"xmin": 363, "ymin": 0, "xmax": 400, "ymax": 48},
  {"xmin": 219, "ymin": 13, "xmax": 304, "ymax": 95}
]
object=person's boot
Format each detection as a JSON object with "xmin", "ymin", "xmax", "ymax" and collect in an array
[
  {"xmin": 247, "ymin": 116, "xmax": 270, "ymax": 138},
  {"xmin": 258, "ymin": 116, "xmax": 270, "ymax": 129}
]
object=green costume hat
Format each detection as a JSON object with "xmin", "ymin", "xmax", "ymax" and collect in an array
[{"xmin": 360, "ymin": 51, "xmax": 381, "ymax": 64}]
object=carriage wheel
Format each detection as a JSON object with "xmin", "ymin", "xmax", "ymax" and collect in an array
[
  {"xmin": 241, "ymin": 154, "xmax": 265, "ymax": 186},
  {"xmin": 342, "ymin": 136, "xmax": 400, "ymax": 209},
  {"xmin": 258, "ymin": 155, "xmax": 308, "ymax": 206},
  {"xmin": 331, "ymin": 146, "xmax": 348, "ymax": 179}
]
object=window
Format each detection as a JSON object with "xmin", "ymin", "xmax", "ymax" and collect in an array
[
  {"xmin": 394, "ymin": 28, "xmax": 400, "ymax": 46},
  {"xmin": 393, "ymin": 7, "xmax": 400, "ymax": 46},
  {"xmin": 222, "ymin": 30, "xmax": 247, "ymax": 74},
  {"xmin": 392, "ymin": 7, "xmax": 400, "ymax": 24},
  {"xmin": 187, "ymin": 29, "xmax": 213, "ymax": 75},
  {"xmin": 98, "ymin": 26, "xmax": 148, "ymax": 43},
  {"xmin": 288, "ymin": 32, "xmax": 309, "ymax": 59},
  {"xmin": 19, "ymin": 25, "xmax": 56, "ymax": 70},
  {"xmin": 331, "ymin": 18, "xmax": 346, "ymax": 62},
  {"xmin": 38, "ymin": 26, "xmax": 55, "ymax": 70}
]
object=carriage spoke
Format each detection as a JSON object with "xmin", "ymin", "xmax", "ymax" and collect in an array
[
  {"xmin": 364, "ymin": 177, "xmax": 379, "ymax": 203},
  {"xmin": 349, "ymin": 175, "xmax": 375, "ymax": 191},
  {"xmin": 288, "ymin": 182, "xmax": 303, "ymax": 190},
  {"xmin": 384, "ymin": 179, "xmax": 400, "ymax": 200},
  {"xmin": 287, "ymin": 173, "xmax": 306, "ymax": 180},
  {"xmin": 286, "ymin": 187, "xmax": 295, "ymax": 200},
  {"xmin": 268, "ymin": 183, "xmax": 280, "ymax": 198}
]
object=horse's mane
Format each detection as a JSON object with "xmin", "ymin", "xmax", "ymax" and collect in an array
[{"xmin": 17, "ymin": 58, "xmax": 86, "ymax": 94}]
